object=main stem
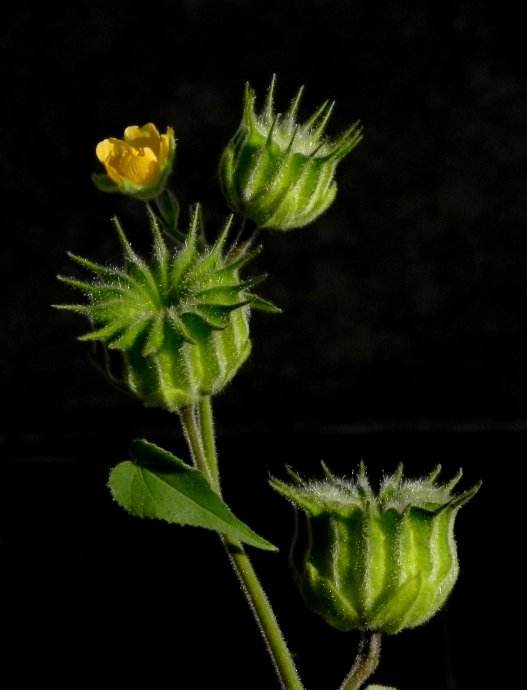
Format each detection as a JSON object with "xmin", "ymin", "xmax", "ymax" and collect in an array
[
  {"xmin": 339, "ymin": 632, "xmax": 382, "ymax": 690},
  {"xmin": 179, "ymin": 402, "xmax": 304, "ymax": 690}
]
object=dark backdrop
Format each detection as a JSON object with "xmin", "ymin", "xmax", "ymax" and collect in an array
[{"xmin": 1, "ymin": 2, "xmax": 524, "ymax": 688}]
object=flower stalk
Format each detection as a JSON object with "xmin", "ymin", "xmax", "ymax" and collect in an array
[
  {"xmin": 179, "ymin": 398, "xmax": 304, "ymax": 690},
  {"xmin": 339, "ymin": 632, "xmax": 382, "ymax": 690}
]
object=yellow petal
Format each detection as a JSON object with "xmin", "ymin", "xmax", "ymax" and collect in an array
[
  {"xmin": 95, "ymin": 125, "xmax": 171, "ymax": 190},
  {"xmin": 118, "ymin": 146, "xmax": 160, "ymax": 186},
  {"xmin": 96, "ymin": 138, "xmax": 119, "ymax": 164},
  {"xmin": 124, "ymin": 123, "xmax": 161, "ymax": 156},
  {"xmin": 96, "ymin": 139, "xmax": 133, "ymax": 183},
  {"xmin": 104, "ymin": 161, "xmax": 125, "ymax": 185},
  {"xmin": 96, "ymin": 140, "xmax": 127, "ymax": 183},
  {"xmin": 125, "ymin": 122, "xmax": 160, "ymax": 141}
]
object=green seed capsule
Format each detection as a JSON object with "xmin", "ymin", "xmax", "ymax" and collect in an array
[
  {"xmin": 54, "ymin": 206, "xmax": 280, "ymax": 411},
  {"xmin": 271, "ymin": 463, "xmax": 480, "ymax": 634},
  {"xmin": 219, "ymin": 75, "xmax": 363, "ymax": 231}
]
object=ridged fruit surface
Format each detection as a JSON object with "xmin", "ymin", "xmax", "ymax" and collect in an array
[
  {"xmin": 271, "ymin": 463, "xmax": 480, "ymax": 634},
  {"xmin": 55, "ymin": 206, "xmax": 279, "ymax": 411},
  {"xmin": 219, "ymin": 76, "xmax": 363, "ymax": 230}
]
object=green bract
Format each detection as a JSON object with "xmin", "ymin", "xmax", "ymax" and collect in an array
[
  {"xmin": 54, "ymin": 206, "xmax": 280, "ymax": 411},
  {"xmin": 219, "ymin": 75, "xmax": 363, "ymax": 231},
  {"xmin": 271, "ymin": 463, "xmax": 480, "ymax": 634}
]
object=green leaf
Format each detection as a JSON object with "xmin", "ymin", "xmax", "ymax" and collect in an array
[{"xmin": 108, "ymin": 439, "xmax": 277, "ymax": 551}]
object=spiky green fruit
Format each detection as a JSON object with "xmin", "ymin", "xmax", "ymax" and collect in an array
[
  {"xmin": 54, "ymin": 206, "xmax": 280, "ymax": 411},
  {"xmin": 271, "ymin": 463, "xmax": 480, "ymax": 634},
  {"xmin": 219, "ymin": 75, "xmax": 363, "ymax": 231}
]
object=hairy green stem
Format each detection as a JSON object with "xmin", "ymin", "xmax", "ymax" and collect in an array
[
  {"xmin": 150, "ymin": 195, "xmax": 186, "ymax": 243},
  {"xmin": 339, "ymin": 632, "xmax": 382, "ymax": 690},
  {"xmin": 198, "ymin": 397, "xmax": 220, "ymax": 491},
  {"xmin": 179, "ymin": 405, "xmax": 211, "ymax": 480},
  {"xmin": 179, "ymin": 400, "xmax": 304, "ymax": 690}
]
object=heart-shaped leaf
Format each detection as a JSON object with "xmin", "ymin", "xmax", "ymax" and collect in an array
[{"xmin": 108, "ymin": 438, "xmax": 277, "ymax": 551}]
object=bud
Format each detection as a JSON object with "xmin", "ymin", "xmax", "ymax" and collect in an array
[
  {"xmin": 219, "ymin": 75, "xmax": 363, "ymax": 231},
  {"xmin": 93, "ymin": 123, "xmax": 176, "ymax": 200},
  {"xmin": 54, "ymin": 206, "xmax": 280, "ymax": 411},
  {"xmin": 271, "ymin": 463, "xmax": 480, "ymax": 634}
]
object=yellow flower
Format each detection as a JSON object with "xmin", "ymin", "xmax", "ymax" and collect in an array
[{"xmin": 93, "ymin": 123, "xmax": 176, "ymax": 200}]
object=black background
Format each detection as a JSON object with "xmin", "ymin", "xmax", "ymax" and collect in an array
[{"xmin": 1, "ymin": 1, "xmax": 524, "ymax": 688}]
